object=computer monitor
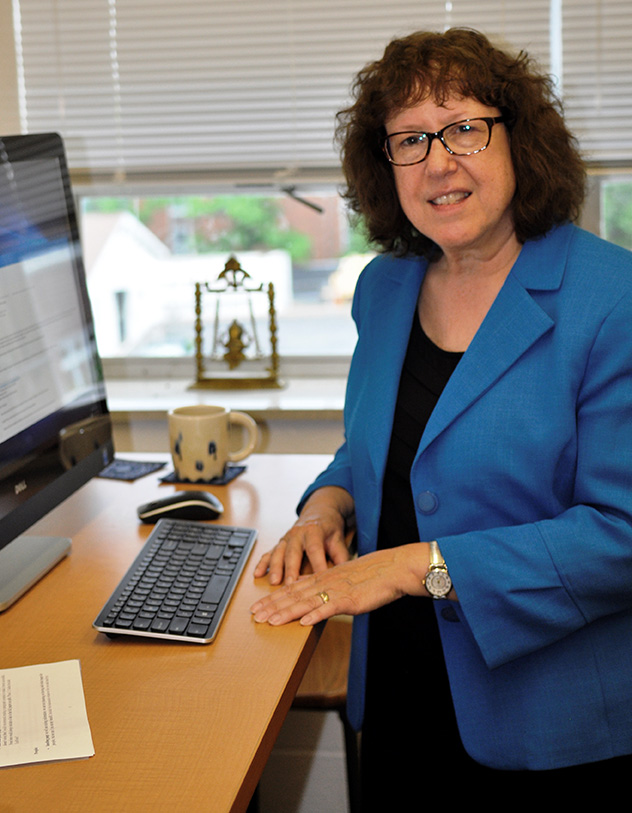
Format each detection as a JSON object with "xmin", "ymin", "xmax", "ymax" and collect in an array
[{"xmin": 0, "ymin": 132, "xmax": 114, "ymax": 610}]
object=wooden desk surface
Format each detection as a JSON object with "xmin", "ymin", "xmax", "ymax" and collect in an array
[{"xmin": 0, "ymin": 453, "xmax": 331, "ymax": 812}]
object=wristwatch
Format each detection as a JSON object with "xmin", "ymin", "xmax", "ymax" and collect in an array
[{"xmin": 423, "ymin": 541, "xmax": 452, "ymax": 599}]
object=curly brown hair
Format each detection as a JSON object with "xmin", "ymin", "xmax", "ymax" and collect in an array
[{"xmin": 336, "ymin": 28, "xmax": 586, "ymax": 257}]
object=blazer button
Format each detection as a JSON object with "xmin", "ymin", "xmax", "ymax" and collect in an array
[
  {"xmin": 417, "ymin": 491, "xmax": 439, "ymax": 514},
  {"xmin": 441, "ymin": 605, "xmax": 460, "ymax": 623}
]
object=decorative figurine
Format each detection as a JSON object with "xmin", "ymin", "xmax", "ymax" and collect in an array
[{"xmin": 191, "ymin": 255, "xmax": 283, "ymax": 389}]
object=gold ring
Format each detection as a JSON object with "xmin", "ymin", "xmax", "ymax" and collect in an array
[{"xmin": 318, "ymin": 591, "xmax": 330, "ymax": 605}]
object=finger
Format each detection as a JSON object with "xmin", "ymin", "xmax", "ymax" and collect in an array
[
  {"xmin": 326, "ymin": 535, "xmax": 352, "ymax": 566},
  {"xmin": 255, "ymin": 587, "xmax": 334, "ymax": 626},
  {"xmin": 297, "ymin": 586, "xmax": 340, "ymax": 626},
  {"xmin": 282, "ymin": 531, "xmax": 311, "ymax": 584},
  {"xmin": 251, "ymin": 575, "xmax": 317, "ymax": 618},
  {"xmin": 266, "ymin": 538, "xmax": 292, "ymax": 585},
  {"xmin": 298, "ymin": 603, "xmax": 333, "ymax": 626},
  {"xmin": 253, "ymin": 550, "xmax": 272, "ymax": 578},
  {"xmin": 300, "ymin": 525, "xmax": 331, "ymax": 579}
]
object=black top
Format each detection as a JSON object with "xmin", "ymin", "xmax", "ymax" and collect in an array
[
  {"xmin": 361, "ymin": 313, "xmax": 463, "ymax": 792},
  {"xmin": 378, "ymin": 313, "xmax": 463, "ymax": 554},
  {"xmin": 367, "ymin": 311, "xmax": 462, "ymax": 664}
]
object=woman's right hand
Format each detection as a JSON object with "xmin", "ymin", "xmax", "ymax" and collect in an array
[{"xmin": 253, "ymin": 486, "xmax": 355, "ymax": 585}]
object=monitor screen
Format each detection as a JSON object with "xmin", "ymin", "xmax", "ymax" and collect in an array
[{"xmin": 0, "ymin": 132, "xmax": 114, "ymax": 609}]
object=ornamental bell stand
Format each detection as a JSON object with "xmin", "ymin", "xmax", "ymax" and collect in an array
[{"xmin": 190, "ymin": 255, "xmax": 284, "ymax": 389}]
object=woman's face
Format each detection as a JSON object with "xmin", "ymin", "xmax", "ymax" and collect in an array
[{"xmin": 385, "ymin": 95, "xmax": 517, "ymax": 262}]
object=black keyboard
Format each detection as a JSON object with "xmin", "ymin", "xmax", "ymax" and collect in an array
[{"xmin": 93, "ymin": 518, "xmax": 257, "ymax": 643}]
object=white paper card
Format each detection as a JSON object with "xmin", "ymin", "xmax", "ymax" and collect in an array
[{"xmin": 0, "ymin": 659, "xmax": 94, "ymax": 768}]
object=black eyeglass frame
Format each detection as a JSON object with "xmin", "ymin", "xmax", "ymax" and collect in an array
[{"xmin": 383, "ymin": 116, "xmax": 506, "ymax": 166}]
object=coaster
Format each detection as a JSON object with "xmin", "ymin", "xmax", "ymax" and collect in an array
[
  {"xmin": 160, "ymin": 464, "xmax": 246, "ymax": 486},
  {"xmin": 99, "ymin": 458, "xmax": 167, "ymax": 481}
]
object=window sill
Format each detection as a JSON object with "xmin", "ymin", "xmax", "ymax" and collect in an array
[
  {"xmin": 105, "ymin": 376, "xmax": 345, "ymax": 421},
  {"xmin": 105, "ymin": 377, "xmax": 346, "ymax": 455}
]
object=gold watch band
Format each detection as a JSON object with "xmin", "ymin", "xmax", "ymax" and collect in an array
[{"xmin": 428, "ymin": 540, "xmax": 445, "ymax": 567}]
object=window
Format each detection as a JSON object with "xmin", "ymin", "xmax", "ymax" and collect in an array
[
  {"xmin": 601, "ymin": 176, "xmax": 632, "ymax": 251},
  {"xmin": 80, "ymin": 189, "xmax": 369, "ymax": 360},
  {"xmin": 6, "ymin": 1, "xmax": 632, "ymax": 371}
]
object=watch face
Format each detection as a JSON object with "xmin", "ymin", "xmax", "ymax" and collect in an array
[{"xmin": 425, "ymin": 568, "xmax": 452, "ymax": 598}]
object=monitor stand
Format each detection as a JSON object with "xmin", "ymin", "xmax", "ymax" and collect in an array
[{"xmin": 0, "ymin": 536, "xmax": 71, "ymax": 611}]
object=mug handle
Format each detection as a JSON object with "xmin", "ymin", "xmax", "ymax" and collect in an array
[{"xmin": 227, "ymin": 411, "xmax": 259, "ymax": 462}]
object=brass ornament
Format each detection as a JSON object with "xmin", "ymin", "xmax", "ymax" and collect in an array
[{"xmin": 191, "ymin": 255, "xmax": 283, "ymax": 389}]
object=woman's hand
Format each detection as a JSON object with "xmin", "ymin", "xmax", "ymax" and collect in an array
[
  {"xmin": 251, "ymin": 543, "xmax": 431, "ymax": 626},
  {"xmin": 252, "ymin": 486, "xmax": 356, "ymax": 585}
]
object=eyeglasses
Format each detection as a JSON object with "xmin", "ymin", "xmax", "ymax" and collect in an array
[{"xmin": 383, "ymin": 116, "xmax": 506, "ymax": 166}]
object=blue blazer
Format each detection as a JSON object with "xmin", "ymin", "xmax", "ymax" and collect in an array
[{"xmin": 301, "ymin": 223, "xmax": 632, "ymax": 770}]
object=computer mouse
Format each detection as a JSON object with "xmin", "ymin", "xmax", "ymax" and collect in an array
[{"xmin": 137, "ymin": 490, "xmax": 224, "ymax": 523}]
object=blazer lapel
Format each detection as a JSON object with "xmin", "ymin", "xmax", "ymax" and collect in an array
[
  {"xmin": 360, "ymin": 257, "xmax": 425, "ymax": 474},
  {"xmin": 418, "ymin": 227, "xmax": 570, "ymax": 455}
]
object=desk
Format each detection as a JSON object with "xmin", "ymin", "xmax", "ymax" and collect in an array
[{"xmin": 1, "ymin": 454, "xmax": 330, "ymax": 812}]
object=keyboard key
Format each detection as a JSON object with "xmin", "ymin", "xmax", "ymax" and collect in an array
[
  {"xmin": 202, "ymin": 574, "xmax": 231, "ymax": 604},
  {"xmin": 187, "ymin": 623, "xmax": 210, "ymax": 637}
]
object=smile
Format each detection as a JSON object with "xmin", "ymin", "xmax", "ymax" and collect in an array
[{"xmin": 430, "ymin": 191, "xmax": 471, "ymax": 206}]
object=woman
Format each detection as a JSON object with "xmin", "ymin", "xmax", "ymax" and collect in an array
[{"xmin": 250, "ymin": 28, "xmax": 632, "ymax": 803}]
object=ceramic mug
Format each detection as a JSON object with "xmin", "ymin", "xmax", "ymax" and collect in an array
[{"xmin": 168, "ymin": 405, "xmax": 258, "ymax": 482}]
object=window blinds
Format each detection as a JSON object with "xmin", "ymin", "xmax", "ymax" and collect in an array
[
  {"xmin": 12, "ymin": 0, "xmax": 632, "ymax": 182},
  {"xmin": 563, "ymin": 1, "xmax": 632, "ymax": 164}
]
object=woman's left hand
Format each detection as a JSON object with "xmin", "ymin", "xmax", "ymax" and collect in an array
[{"xmin": 250, "ymin": 543, "xmax": 430, "ymax": 626}]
